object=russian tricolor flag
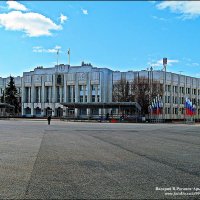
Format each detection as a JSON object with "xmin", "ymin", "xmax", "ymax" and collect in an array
[{"xmin": 185, "ymin": 98, "xmax": 196, "ymax": 116}]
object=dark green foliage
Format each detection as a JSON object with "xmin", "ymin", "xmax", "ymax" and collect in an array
[
  {"xmin": 0, "ymin": 90, "xmax": 4, "ymax": 103},
  {"xmin": 4, "ymin": 76, "xmax": 20, "ymax": 114}
]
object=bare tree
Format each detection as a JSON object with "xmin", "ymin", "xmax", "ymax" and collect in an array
[
  {"xmin": 112, "ymin": 79, "xmax": 133, "ymax": 102},
  {"xmin": 112, "ymin": 77, "xmax": 163, "ymax": 115},
  {"xmin": 132, "ymin": 76, "xmax": 163, "ymax": 114}
]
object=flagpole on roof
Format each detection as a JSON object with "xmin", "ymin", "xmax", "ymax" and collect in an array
[
  {"xmin": 57, "ymin": 49, "xmax": 59, "ymax": 66},
  {"xmin": 68, "ymin": 48, "xmax": 70, "ymax": 65}
]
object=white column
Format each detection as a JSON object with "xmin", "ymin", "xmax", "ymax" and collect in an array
[
  {"xmin": 52, "ymin": 75, "xmax": 56, "ymax": 116},
  {"xmin": 83, "ymin": 85, "xmax": 86, "ymax": 103},
  {"xmin": 87, "ymin": 73, "xmax": 91, "ymax": 116},
  {"xmin": 21, "ymin": 81, "xmax": 25, "ymax": 115},
  {"xmin": 95, "ymin": 85, "xmax": 98, "ymax": 102},
  {"xmin": 41, "ymin": 85, "xmax": 45, "ymax": 103},
  {"xmin": 30, "ymin": 82, "xmax": 35, "ymax": 116},
  {"xmin": 64, "ymin": 75, "xmax": 67, "ymax": 102},
  {"xmin": 38, "ymin": 87, "xmax": 41, "ymax": 103},
  {"xmin": 52, "ymin": 75, "xmax": 56, "ymax": 103},
  {"xmin": 49, "ymin": 87, "xmax": 51, "ymax": 103},
  {"xmin": 28, "ymin": 87, "xmax": 31, "ymax": 103},
  {"xmin": 60, "ymin": 87, "xmax": 62, "ymax": 103},
  {"xmin": 71, "ymin": 86, "xmax": 74, "ymax": 102},
  {"xmin": 41, "ymin": 77, "xmax": 45, "ymax": 116}
]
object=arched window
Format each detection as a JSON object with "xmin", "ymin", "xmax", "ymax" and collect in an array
[
  {"xmin": 25, "ymin": 107, "xmax": 31, "ymax": 115},
  {"xmin": 36, "ymin": 107, "xmax": 41, "ymax": 115}
]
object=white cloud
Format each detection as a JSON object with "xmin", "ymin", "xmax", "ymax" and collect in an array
[
  {"xmin": 191, "ymin": 62, "xmax": 200, "ymax": 67},
  {"xmin": 152, "ymin": 15, "xmax": 167, "ymax": 21},
  {"xmin": 6, "ymin": 1, "xmax": 28, "ymax": 11},
  {"xmin": 60, "ymin": 13, "xmax": 67, "ymax": 24},
  {"xmin": 156, "ymin": 1, "xmax": 200, "ymax": 19},
  {"xmin": 186, "ymin": 62, "xmax": 200, "ymax": 67},
  {"xmin": 148, "ymin": 59, "xmax": 179, "ymax": 67},
  {"xmin": 195, "ymin": 73, "xmax": 200, "ymax": 78},
  {"xmin": 0, "ymin": 11, "xmax": 62, "ymax": 37},
  {"xmin": 33, "ymin": 46, "xmax": 61, "ymax": 53},
  {"xmin": 81, "ymin": 9, "xmax": 88, "ymax": 15}
]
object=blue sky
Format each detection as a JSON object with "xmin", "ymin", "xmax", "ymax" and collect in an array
[{"xmin": 0, "ymin": 1, "xmax": 200, "ymax": 77}]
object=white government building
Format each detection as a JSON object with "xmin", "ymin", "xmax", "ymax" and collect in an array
[{"xmin": 0, "ymin": 61, "xmax": 200, "ymax": 120}]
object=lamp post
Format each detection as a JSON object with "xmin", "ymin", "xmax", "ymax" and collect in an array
[{"xmin": 163, "ymin": 58, "xmax": 167, "ymax": 122}]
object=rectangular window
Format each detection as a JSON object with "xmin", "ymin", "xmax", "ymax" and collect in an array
[
  {"xmin": 35, "ymin": 87, "xmax": 39, "ymax": 103},
  {"xmin": 80, "ymin": 96, "xmax": 83, "ymax": 102},
  {"xmin": 46, "ymin": 87, "xmax": 49, "ymax": 103},
  {"xmin": 182, "ymin": 87, "xmax": 184, "ymax": 94},
  {"xmin": 80, "ymin": 108, "xmax": 87, "ymax": 115},
  {"xmin": 25, "ymin": 87, "xmax": 29, "ymax": 102},
  {"xmin": 91, "ymin": 108, "xmax": 99, "ymax": 115},
  {"xmin": 168, "ymin": 96, "xmax": 170, "ymax": 103},
  {"xmin": 187, "ymin": 88, "xmax": 190, "ymax": 94},
  {"xmin": 168, "ymin": 85, "xmax": 171, "ymax": 92},
  {"xmin": 175, "ymin": 86, "xmax": 178, "ymax": 93},
  {"xmin": 91, "ymin": 85, "xmax": 96, "ymax": 91},
  {"xmin": 57, "ymin": 86, "xmax": 60, "ymax": 102},
  {"xmin": 92, "ymin": 95, "xmax": 95, "ymax": 102},
  {"xmin": 68, "ymin": 85, "xmax": 75, "ymax": 102},
  {"xmin": 79, "ymin": 85, "xmax": 83, "ymax": 91},
  {"xmin": 165, "ymin": 96, "xmax": 167, "ymax": 103},
  {"xmin": 97, "ymin": 95, "xmax": 100, "ymax": 102}
]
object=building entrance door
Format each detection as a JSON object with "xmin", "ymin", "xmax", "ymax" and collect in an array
[
  {"xmin": 57, "ymin": 107, "xmax": 63, "ymax": 117},
  {"xmin": 46, "ymin": 107, "xmax": 52, "ymax": 116}
]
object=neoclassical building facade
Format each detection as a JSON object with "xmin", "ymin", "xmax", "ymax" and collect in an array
[
  {"xmin": 1, "ymin": 62, "xmax": 200, "ymax": 120},
  {"xmin": 21, "ymin": 63, "xmax": 113, "ymax": 118}
]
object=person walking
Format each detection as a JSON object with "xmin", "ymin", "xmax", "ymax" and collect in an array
[{"xmin": 47, "ymin": 115, "xmax": 51, "ymax": 125}]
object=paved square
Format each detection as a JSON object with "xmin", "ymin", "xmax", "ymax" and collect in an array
[{"xmin": 0, "ymin": 120, "xmax": 200, "ymax": 199}]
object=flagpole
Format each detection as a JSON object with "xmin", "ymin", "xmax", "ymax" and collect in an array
[
  {"xmin": 57, "ymin": 49, "xmax": 59, "ymax": 66},
  {"xmin": 68, "ymin": 48, "xmax": 70, "ymax": 65}
]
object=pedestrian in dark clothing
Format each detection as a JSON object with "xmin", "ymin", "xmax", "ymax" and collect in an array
[
  {"xmin": 106, "ymin": 113, "xmax": 109, "ymax": 120},
  {"xmin": 47, "ymin": 115, "xmax": 51, "ymax": 125}
]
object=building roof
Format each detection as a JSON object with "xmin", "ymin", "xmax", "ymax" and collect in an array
[{"xmin": 61, "ymin": 102, "xmax": 141, "ymax": 111}]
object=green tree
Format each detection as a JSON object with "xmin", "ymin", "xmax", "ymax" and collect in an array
[
  {"xmin": 0, "ymin": 90, "xmax": 5, "ymax": 103},
  {"xmin": 4, "ymin": 76, "xmax": 20, "ymax": 114}
]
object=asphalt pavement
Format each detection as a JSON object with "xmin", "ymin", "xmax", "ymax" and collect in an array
[{"xmin": 0, "ymin": 119, "xmax": 200, "ymax": 199}]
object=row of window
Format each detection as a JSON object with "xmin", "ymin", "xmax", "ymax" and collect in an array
[
  {"xmin": 164, "ymin": 107, "xmax": 200, "ymax": 115},
  {"xmin": 26, "ymin": 95, "xmax": 101, "ymax": 103},
  {"xmin": 165, "ymin": 96, "xmax": 200, "ymax": 105},
  {"xmin": 165, "ymin": 85, "xmax": 200, "ymax": 95},
  {"xmin": 24, "ymin": 85, "xmax": 100, "ymax": 103}
]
